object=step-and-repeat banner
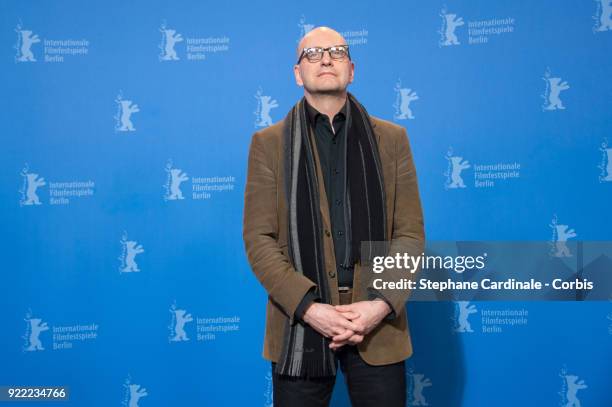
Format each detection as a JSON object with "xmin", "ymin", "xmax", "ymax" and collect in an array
[{"xmin": 1, "ymin": 1, "xmax": 611, "ymax": 406}]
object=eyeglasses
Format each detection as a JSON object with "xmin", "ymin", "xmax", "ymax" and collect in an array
[{"xmin": 296, "ymin": 45, "xmax": 351, "ymax": 64}]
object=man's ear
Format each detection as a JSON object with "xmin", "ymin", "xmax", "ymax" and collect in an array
[
  {"xmin": 293, "ymin": 64, "xmax": 304, "ymax": 87},
  {"xmin": 348, "ymin": 61, "xmax": 355, "ymax": 84}
]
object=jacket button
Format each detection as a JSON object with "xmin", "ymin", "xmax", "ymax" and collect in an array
[
  {"xmin": 328, "ymin": 270, "xmax": 336, "ymax": 278},
  {"xmin": 325, "ymin": 230, "xmax": 331, "ymax": 237}
]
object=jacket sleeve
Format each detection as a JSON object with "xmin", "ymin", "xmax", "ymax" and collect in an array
[
  {"xmin": 367, "ymin": 288, "xmax": 396, "ymax": 320},
  {"xmin": 243, "ymin": 131, "xmax": 318, "ymax": 321},
  {"xmin": 294, "ymin": 288, "xmax": 320, "ymax": 322},
  {"xmin": 368, "ymin": 127, "xmax": 425, "ymax": 317}
]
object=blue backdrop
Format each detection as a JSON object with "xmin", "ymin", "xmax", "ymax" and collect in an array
[{"xmin": 1, "ymin": 1, "xmax": 611, "ymax": 406}]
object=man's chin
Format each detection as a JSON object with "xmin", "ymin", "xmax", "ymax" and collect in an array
[{"xmin": 306, "ymin": 86, "xmax": 348, "ymax": 96}]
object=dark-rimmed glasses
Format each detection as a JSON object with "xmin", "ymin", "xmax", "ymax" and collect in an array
[{"xmin": 296, "ymin": 45, "xmax": 351, "ymax": 64}]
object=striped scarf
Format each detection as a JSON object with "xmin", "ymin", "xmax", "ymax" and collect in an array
[{"xmin": 275, "ymin": 93, "xmax": 387, "ymax": 377}]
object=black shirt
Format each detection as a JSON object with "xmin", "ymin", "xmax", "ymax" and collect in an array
[
  {"xmin": 305, "ymin": 98, "xmax": 354, "ymax": 288},
  {"xmin": 293, "ymin": 98, "xmax": 395, "ymax": 322}
]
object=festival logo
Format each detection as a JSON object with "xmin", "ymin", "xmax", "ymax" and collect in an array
[
  {"xmin": 168, "ymin": 302, "xmax": 193, "ymax": 342},
  {"xmin": 23, "ymin": 309, "xmax": 98, "ymax": 351},
  {"xmin": 14, "ymin": 22, "xmax": 40, "ymax": 62},
  {"xmin": 438, "ymin": 6, "xmax": 515, "ymax": 46},
  {"xmin": 559, "ymin": 367, "xmax": 587, "ymax": 407},
  {"xmin": 118, "ymin": 231, "xmax": 145, "ymax": 273},
  {"xmin": 158, "ymin": 20, "xmax": 230, "ymax": 62},
  {"xmin": 115, "ymin": 91, "xmax": 140, "ymax": 132},
  {"xmin": 122, "ymin": 375, "xmax": 148, "ymax": 407},
  {"xmin": 163, "ymin": 159, "xmax": 236, "ymax": 201},
  {"xmin": 599, "ymin": 138, "xmax": 612, "ymax": 182},
  {"xmin": 19, "ymin": 164, "xmax": 46, "ymax": 206},
  {"xmin": 23, "ymin": 310, "xmax": 49, "ymax": 351},
  {"xmin": 393, "ymin": 79, "xmax": 418, "ymax": 121},
  {"xmin": 549, "ymin": 215, "xmax": 577, "ymax": 258},
  {"xmin": 406, "ymin": 367, "xmax": 433, "ymax": 406},
  {"xmin": 453, "ymin": 301, "xmax": 477, "ymax": 333},
  {"xmin": 159, "ymin": 23, "xmax": 183, "ymax": 61},
  {"xmin": 163, "ymin": 160, "xmax": 189, "ymax": 201},
  {"xmin": 19, "ymin": 163, "xmax": 95, "ymax": 206},
  {"xmin": 438, "ymin": 7, "xmax": 464, "ymax": 46},
  {"xmin": 542, "ymin": 68, "xmax": 570, "ymax": 111},
  {"xmin": 14, "ymin": 20, "xmax": 89, "ymax": 63},
  {"xmin": 254, "ymin": 87, "xmax": 279, "ymax": 128},
  {"xmin": 593, "ymin": 0, "xmax": 612, "ymax": 32},
  {"xmin": 444, "ymin": 148, "xmax": 470, "ymax": 189}
]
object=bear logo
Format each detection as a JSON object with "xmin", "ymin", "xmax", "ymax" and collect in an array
[
  {"xmin": 159, "ymin": 27, "xmax": 183, "ymax": 61},
  {"xmin": 16, "ymin": 29, "xmax": 40, "ymax": 62},
  {"xmin": 22, "ymin": 172, "xmax": 46, "ymax": 205},
  {"xmin": 170, "ymin": 309, "xmax": 193, "ymax": 341},
  {"xmin": 127, "ymin": 384, "xmax": 148, "ymax": 407},
  {"xmin": 440, "ymin": 10, "xmax": 464, "ymax": 46},
  {"xmin": 25, "ymin": 318, "xmax": 49, "ymax": 351}
]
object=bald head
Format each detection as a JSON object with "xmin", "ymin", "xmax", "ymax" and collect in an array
[
  {"xmin": 293, "ymin": 26, "xmax": 354, "ymax": 98},
  {"xmin": 296, "ymin": 27, "xmax": 348, "ymax": 60}
]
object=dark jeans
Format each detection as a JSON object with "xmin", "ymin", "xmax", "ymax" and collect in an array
[{"xmin": 271, "ymin": 345, "xmax": 406, "ymax": 407}]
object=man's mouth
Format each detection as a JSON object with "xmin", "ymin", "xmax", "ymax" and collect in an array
[{"xmin": 318, "ymin": 72, "xmax": 336, "ymax": 77}]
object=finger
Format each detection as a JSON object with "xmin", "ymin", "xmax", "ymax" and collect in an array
[
  {"xmin": 347, "ymin": 334, "xmax": 364, "ymax": 344},
  {"xmin": 334, "ymin": 305, "xmax": 353, "ymax": 312},
  {"xmin": 337, "ymin": 318, "xmax": 361, "ymax": 333},
  {"xmin": 332, "ymin": 329, "xmax": 354, "ymax": 342},
  {"xmin": 337, "ymin": 311, "xmax": 361, "ymax": 319},
  {"xmin": 343, "ymin": 320, "xmax": 365, "ymax": 335},
  {"xmin": 330, "ymin": 325, "xmax": 348, "ymax": 336}
]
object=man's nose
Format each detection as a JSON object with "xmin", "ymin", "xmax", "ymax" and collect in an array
[{"xmin": 320, "ymin": 50, "xmax": 333, "ymax": 65}]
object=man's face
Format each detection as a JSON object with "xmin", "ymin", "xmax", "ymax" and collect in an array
[{"xmin": 293, "ymin": 30, "xmax": 354, "ymax": 95}]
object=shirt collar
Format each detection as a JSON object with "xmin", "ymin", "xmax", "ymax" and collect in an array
[{"xmin": 304, "ymin": 97, "xmax": 348, "ymax": 128}]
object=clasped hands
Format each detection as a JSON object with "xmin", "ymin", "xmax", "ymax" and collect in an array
[{"xmin": 302, "ymin": 300, "xmax": 391, "ymax": 350}]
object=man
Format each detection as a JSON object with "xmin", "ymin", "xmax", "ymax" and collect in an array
[{"xmin": 243, "ymin": 27, "xmax": 425, "ymax": 407}]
